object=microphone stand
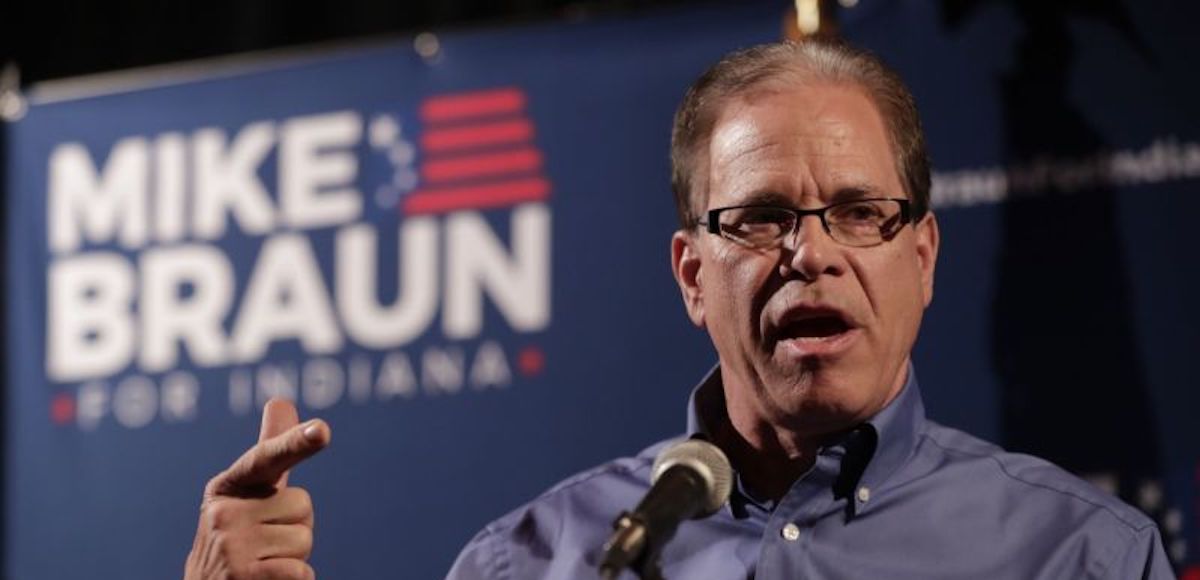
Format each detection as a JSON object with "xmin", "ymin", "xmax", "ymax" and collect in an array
[
  {"xmin": 632, "ymin": 546, "xmax": 664, "ymax": 580},
  {"xmin": 599, "ymin": 512, "xmax": 665, "ymax": 580}
]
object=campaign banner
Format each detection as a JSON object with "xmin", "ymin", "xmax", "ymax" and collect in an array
[
  {"xmin": 4, "ymin": 1, "xmax": 1197, "ymax": 578},
  {"xmin": 3, "ymin": 5, "xmax": 779, "ymax": 579}
]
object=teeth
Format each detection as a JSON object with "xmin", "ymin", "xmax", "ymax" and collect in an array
[{"xmin": 791, "ymin": 335, "xmax": 839, "ymax": 342}]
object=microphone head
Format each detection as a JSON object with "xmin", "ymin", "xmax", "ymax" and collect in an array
[{"xmin": 650, "ymin": 438, "xmax": 734, "ymax": 517}]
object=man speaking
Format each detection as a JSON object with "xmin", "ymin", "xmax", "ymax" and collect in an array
[{"xmin": 186, "ymin": 39, "xmax": 1172, "ymax": 579}]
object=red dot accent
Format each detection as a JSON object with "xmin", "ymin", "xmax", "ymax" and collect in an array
[
  {"xmin": 518, "ymin": 346, "xmax": 545, "ymax": 376},
  {"xmin": 50, "ymin": 394, "xmax": 75, "ymax": 425},
  {"xmin": 1180, "ymin": 566, "xmax": 1200, "ymax": 580}
]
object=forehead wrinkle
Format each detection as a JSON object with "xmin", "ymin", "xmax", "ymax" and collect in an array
[
  {"xmin": 715, "ymin": 111, "xmax": 862, "ymax": 172},
  {"xmin": 706, "ymin": 85, "xmax": 898, "ymax": 210},
  {"xmin": 708, "ymin": 125, "xmax": 794, "ymax": 205},
  {"xmin": 720, "ymin": 139, "xmax": 782, "ymax": 172},
  {"xmin": 710, "ymin": 114, "xmax": 779, "ymax": 165}
]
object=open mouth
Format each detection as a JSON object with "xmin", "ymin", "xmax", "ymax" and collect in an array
[
  {"xmin": 780, "ymin": 315, "xmax": 851, "ymax": 341},
  {"xmin": 771, "ymin": 307, "xmax": 859, "ymax": 357}
]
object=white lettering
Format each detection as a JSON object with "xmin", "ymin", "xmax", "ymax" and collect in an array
[
  {"xmin": 76, "ymin": 381, "xmax": 109, "ymax": 431},
  {"xmin": 153, "ymin": 133, "xmax": 187, "ymax": 243},
  {"xmin": 422, "ymin": 347, "xmax": 464, "ymax": 394},
  {"xmin": 48, "ymin": 139, "xmax": 148, "ymax": 253},
  {"xmin": 221, "ymin": 343, "xmax": 518, "ymax": 417},
  {"xmin": 254, "ymin": 363, "xmax": 298, "ymax": 407},
  {"xmin": 376, "ymin": 351, "xmax": 417, "ymax": 399},
  {"xmin": 161, "ymin": 371, "xmax": 199, "ymax": 422},
  {"xmin": 444, "ymin": 204, "xmax": 550, "ymax": 338},
  {"xmin": 348, "ymin": 355, "xmax": 373, "ymax": 403},
  {"xmin": 280, "ymin": 111, "xmax": 363, "ymax": 228},
  {"xmin": 301, "ymin": 357, "xmax": 344, "ymax": 410},
  {"xmin": 229, "ymin": 369, "xmax": 253, "ymax": 415},
  {"xmin": 193, "ymin": 123, "xmax": 276, "ymax": 239},
  {"xmin": 337, "ymin": 220, "xmax": 437, "ymax": 348},
  {"xmin": 139, "ymin": 244, "xmax": 233, "ymax": 372},
  {"xmin": 113, "ymin": 374, "xmax": 157, "ymax": 428},
  {"xmin": 47, "ymin": 253, "xmax": 135, "ymax": 381},
  {"xmin": 230, "ymin": 234, "xmax": 343, "ymax": 361},
  {"xmin": 469, "ymin": 340, "xmax": 511, "ymax": 390}
]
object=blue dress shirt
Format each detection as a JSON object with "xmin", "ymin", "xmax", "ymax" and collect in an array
[{"xmin": 447, "ymin": 367, "xmax": 1172, "ymax": 579}]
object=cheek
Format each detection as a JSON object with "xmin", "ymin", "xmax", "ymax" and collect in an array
[
  {"xmin": 706, "ymin": 251, "xmax": 776, "ymax": 327},
  {"xmin": 857, "ymin": 249, "xmax": 925, "ymax": 327},
  {"xmin": 709, "ymin": 246, "xmax": 748, "ymax": 295}
]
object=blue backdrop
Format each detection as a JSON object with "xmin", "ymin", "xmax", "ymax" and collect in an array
[{"xmin": 4, "ymin": 1, "xmax": 1198, "ymax": 578}]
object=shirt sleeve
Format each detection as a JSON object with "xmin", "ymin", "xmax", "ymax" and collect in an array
[
  {"xmin": 445, "ymin": 527, "xmax": 507, "ymax": 580},
  {"xmin": 1103, "ymin": 525, "xmax": 1175, "ymax": 580}
]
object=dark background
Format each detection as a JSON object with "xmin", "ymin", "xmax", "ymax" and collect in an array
[{"xmin": 1, "ymin": 0, "xmax": 698, "ymax": 85}]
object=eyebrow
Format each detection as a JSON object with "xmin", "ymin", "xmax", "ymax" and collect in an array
[
  {"xmin": 734, "ymin": 184, "xmax": 887, "ymax": 208},
  {"xmin": 828, "ymin": 185, "xmax": 885, "ymax": 204},
  {"xmin": 737, "ymin": 190, "xmax": 795, "ymax": 206}
]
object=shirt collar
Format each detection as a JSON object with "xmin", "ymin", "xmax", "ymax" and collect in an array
[
  {"xmin": 684, "ymin": 363, "xmax": 722, "ymax": 437},
  {"xmin": 684, "ymin": 363, "xmax": 926, "ymax": 517},
  {"xmin": 856, "ymin": 364, "xmax": 925, "ymax": 503}
]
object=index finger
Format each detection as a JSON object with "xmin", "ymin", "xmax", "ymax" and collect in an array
[
  {"xmin": 260, "ymin": 398, "xmax": 300, "ymax": 486},
  {"xmin": 208, "ymin": 418, "xmax": 331, "ymax": 500},
  {"xmin": 260, "ymin": 398, "xmax": 300, "ymax": 443}
]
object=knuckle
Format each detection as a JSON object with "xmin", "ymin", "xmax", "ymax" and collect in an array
[
  {"xmin": 299, "ymin": 526, "xmax": 314, "ymax": 556},
  {"xmin": 290, "ymin": 488, "xmax": 314, "ymax": 514},
  {"xmin": 251, "ymin": 559, "xmax": 312, "ymax": 580},
  {"xmin": 204, "ymin": 501, "xmax": 235, "ymax": 530},
  {"xmin": 289, "ymin": 560, "xmax": 316, "ymax": 580},
  {"xmin": 211, "ymin": 531, "xmax": 235, "ymax": 560},
  {"xmin": 227, "ymin": 560, "xmax": 254, "ymax": 580},
  {"xmin": 203, "ymin": 472, "xmax": 228, "ymax": 499}
]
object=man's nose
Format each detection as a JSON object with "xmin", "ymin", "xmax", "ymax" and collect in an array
[{"xmin": 782, "ymin": 215, "xmax": 843, "ymax": 279}]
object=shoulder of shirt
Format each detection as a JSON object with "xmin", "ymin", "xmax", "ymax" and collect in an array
[
  {"xmin": 471, "ymin": 436, "xmax": 675, "ymax": 539},
  {"xmin": 915, "ymin": 419, "xmax": 1156, "ymax": 535}
]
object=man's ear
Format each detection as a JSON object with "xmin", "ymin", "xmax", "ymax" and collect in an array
[
  {"xmin": 671, "ymin": 230, "xmax": 706, "ymax": 327},
  {"xmin": 914, "ymin": 211, "xmax": 939, "ymax": 307}
]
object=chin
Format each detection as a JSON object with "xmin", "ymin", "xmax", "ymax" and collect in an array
[{"xmin": 765, "ymin": 365, "xmax": 878, "ymax": 434}]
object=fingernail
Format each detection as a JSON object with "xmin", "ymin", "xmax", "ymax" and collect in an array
[{"xmin": 303, "ymin": 421, "xmax": 323, "ymax": 441}]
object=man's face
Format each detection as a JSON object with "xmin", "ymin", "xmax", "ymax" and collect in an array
[{"xmin": 671, "ymin": 82, "xmax": 939, "ymax": 436}]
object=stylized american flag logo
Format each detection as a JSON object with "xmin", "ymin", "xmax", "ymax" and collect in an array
[{"xmin": 401, "ymin": 87, "xmax": 551, "ymax": 214}]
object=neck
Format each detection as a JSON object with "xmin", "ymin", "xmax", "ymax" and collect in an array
[
  {"xmin": 704, "ymin": 363, "xmax": 909, "ymax": 503},
  {"xmin": 700, "ymin": 384, "xmax": 822, "ymax": 502},
  {"xmin": 715, "ymin": 418, "xmax": 820, "ymax": 503}
]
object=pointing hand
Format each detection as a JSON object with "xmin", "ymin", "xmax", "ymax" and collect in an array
[{"xmin": 185, "ymin": 399, "xmax": 330, "ymax": 580}]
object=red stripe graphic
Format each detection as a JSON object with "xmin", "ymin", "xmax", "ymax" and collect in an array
[
  {"xmin": 420, "ymin": 120, "xmax": 534, "ymax": 152},
  {"xmin": 408, "ymin": 87, "xmax": 551, "ymax": 213},
  {"xmin": 421, "ymin": 148, "xmax": 542, "ymax": 183},
  {"xmin": 421, "ymin": 88, "xmax": 526, "ymax": 123},
  {"xmin": 404, "ymin": 178, "xmax": 550, "ymax": 214}
]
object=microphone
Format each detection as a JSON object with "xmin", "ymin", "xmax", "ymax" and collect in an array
[{"xmin": 598, "ymin": 438, "xmax": 733, "ymax": 579}]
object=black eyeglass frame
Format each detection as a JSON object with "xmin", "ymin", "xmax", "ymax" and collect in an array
[{"xmin": 696, "ymin": 198, "xmax": 913, "ymax": 248}]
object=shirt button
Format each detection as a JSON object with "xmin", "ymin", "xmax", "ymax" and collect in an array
[
  {"xmin": 857, "ymin": 486, "xmax": 871, "ymax": 503},
  {"xmin": 781, "ymin": 523, "xmax": 801, "ymax": 541}
]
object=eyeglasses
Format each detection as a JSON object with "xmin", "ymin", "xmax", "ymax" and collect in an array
[{"xmin": 697, "ymin": 198, "xmax": 911, "ymax": 249}]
